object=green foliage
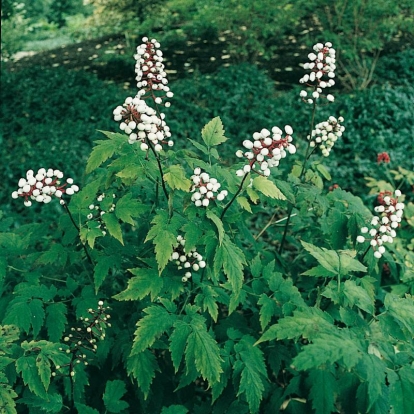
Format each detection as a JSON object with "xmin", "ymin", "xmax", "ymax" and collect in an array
[{"xmin": 1, "ymin": 37, "xmax": 414, "ymax": 414}]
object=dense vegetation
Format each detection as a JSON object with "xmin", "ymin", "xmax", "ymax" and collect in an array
[{"xmin": 1, "ymin": 1, "xmax": 414, "ymax": 413}]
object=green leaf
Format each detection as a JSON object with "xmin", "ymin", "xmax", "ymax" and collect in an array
[
  {"xmin": 258, "ymin": 294, "xmax": 277, "ymax": 330},
  {"xmin": 164, "ymin": 165, "xmax": 192, "ymax": 192},
  {"xmin": 0, "ymin": 382, "xmax": 17, "ymax": 414},
  {"xmin": 86, "ymin": 132, "xmax": 126, "ymax": 173},
  {"xmin": 103, "ymin": 380, "xmax": 129, "ymax": 413},
  {"xmin": 384, "ymin": 294, "xmax": 414, "ymax": 336},
  {"xmin": 18, "ymin": 392, "xmax": 63, "ymax": 413},
  {"xmin": 45, "ymin": 303, "xmax": 67, "ymax": 343},
  {"xmin": 93, "ymin": 256, "xmax": 113, "ymax": 293},
  {"xmin": 114, "ymin": 267, "xmax": 163, "ymax": 302},
  {"xmin": 234, "ymin": 335, "xmax": 267, "ymax": 414},
  {"xmin": 145, "ymin": 211, "xmax": 182, "ymax": 274},
  {"xmin": 80, "ymin": 226, "xmax": 103, "ymax": 249},
  {"xmin": 206, "ymin": 210, "xmax": 224, "ymax": 245},
  {"xmin": 252, "ymin": 176, "xmax": 286, "ymax": 200},
  {"xmin": 246, "ymin": 187, "xmax": 260, "ymax": 204},
  {"xmin": 37, "ymin": 244, "xmax": 67, "ymax": 267},
  {"xmin": 201, "ymin": 117, "xmax": 227, "ymax": 147},
  {"xmin": 293, "ymin": 331, "xmax": 363, "ymax": 371},
  {"xmin": 302, "ymin": 265, "xmax": 337, "ymax": 277},
  {"xmin": 188, "ymin": 138, "xmax": 209, "ymax": 155},
  {"xmin": 236, "ymin": 196, "xmax": 252, "ymax": 213},
  {"xmin": 315, "ymin": 163, "xmax": 332, "ymax": 180},
  {"xmin": 115, "ymin": 193, "xmax": 150, "ymax": 225},
  {"xmin": 169, "ymin": 320, "xmax": 192, "ymax": 372},
  {"xmin": 102, "ymin": 213, "xmax": 123, "ymax": 245},
  {"xmin": 161, "ymin": 405, "xmax": 189, "ymax": 414},
  {"xmin": 184, "ymin": 313, "xmax": 223, "ymax": 385},
  {"xmin": 307, "ymin": 368, "xmax": 336, "ymax": 414},
  {"xmin": 131, "ymin": 306, "xmax": 175, "ymax": 355},
  {"xmin": 389, "ymin": 366, "xmax": 414, "ymax": 414},
  {"xmin": 256, "ymin": 308, "xmax": 334, "ymax": 345},
  {"xmin": 195, "ymin": 286, "xmax": 219, "ymax": 322},
  {"xmin": 127, "ymin": 350, "xmax": 159, "ymax": 400},
  {"xmin": 16, "ymin": 355, "xmax": 47, "ymax": 398},
  {"xmin": 214, "ymin": 235, "xmax": 246, "ymax": 296},
  {"xmin": 75, "ymin": 403, "xmax": 100, "ymax": 414},
  {"xmin": 343, "ymin": 280, "xmax": 374, "ymax": 314}
]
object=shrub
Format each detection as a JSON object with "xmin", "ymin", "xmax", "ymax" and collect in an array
[{"xmin": 1, "ymin": 39, "xmax": 414, "ymax": 413}]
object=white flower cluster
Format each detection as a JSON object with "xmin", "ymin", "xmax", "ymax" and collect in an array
[
  {"xmin": 87, "ymin": 193, "xmax": 116, "ymax": 236},
  {"xmin": 357, "ymin": 190, "xmax": 405, "ymax": 258},
  {"xmin": 113, "ymin": 97, "xmax": 172, "ymax": 151},
  {"xmin": 299, "ymin": 42, "xmax": 336, "ymax": 104},
  {"xmin": 190, "ymin": 168, "xmax": 228, "ymax": 207},
  {"xmin": 134, "ymin": 37, "xmax": 173, "ymax": 107},
  {"xmin": 235, "ymin": 126, "xmax": 296, "ymax": 177},
  {"xmin": 170, "ymin": 235, "xmax": 206, "ymax": 282},
  {"xmin": 11, "ymin": 168, "xmax": 79, "ymax": 207},
  {"xmin": 308, "ymin": 116, "xmax": 345, "ymax": 156}
]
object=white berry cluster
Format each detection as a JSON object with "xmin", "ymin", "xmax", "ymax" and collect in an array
[
  {"xmin": 134, "ymin": 37, "xmax": 173, "ymax": 107},
  {"xmin": 113, "ymin": 96, "xmax": 172, "ymax": 151},
  {"xmin": 11, "ymin": 168, "xmax": 79, "ymax": 207},
  {"xmin": 308, "ymin": 116, "xmax": 345, "ymax": 156},
  {"xmin": 235, "ymin": 126, "xmax": 296, "ymax": 177},
  {"xmin": 356, "ymin": 190, "xmax": 405, "ymax": 258},
  {"xmin": 87, "ymin": 193, "xmax": 116, "ymax": 236},
  {"xmin": 190, "ymin": 168, "xmax": 228, "ymax": 207},
  {"xmin": 54, "ymin": 301, "xmax": 111, "ymax": 378},
  {"xmin": 299, "ymin": 42, "xmax": 336, "ymax": 104},
  {"xmin": 170, "ymin": 235, "xmax": 206, "ymax": 282}
]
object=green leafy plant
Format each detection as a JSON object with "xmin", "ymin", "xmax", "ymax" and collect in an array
[{"xmin": 1, "ymin": 37, "xmax": 413, "ymax": 414}]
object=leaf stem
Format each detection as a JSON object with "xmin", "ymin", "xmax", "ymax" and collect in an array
[{"xmin": 148, "ymin": 141, "xmax": 169, "ymax": 200}]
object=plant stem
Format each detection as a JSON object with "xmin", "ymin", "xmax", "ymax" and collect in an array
[
  {"xmin": 220, "ymin": 173, "xmax": 249, "ymax": 220},
  {"xmin": 278, "ymin": 101, "xmax": 317, "ymax": 254},
  {"xmin": 62, "ymin": 203, "xmax": 94, "ymax": 266},
  {"xmin": 149, "ymin": 141, "xmax": 169, "ymax": 200}
]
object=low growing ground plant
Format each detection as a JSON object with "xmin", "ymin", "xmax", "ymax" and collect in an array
[{"xmin": 1, "ymin": 37, "xmax": 414, "ymax": 414}]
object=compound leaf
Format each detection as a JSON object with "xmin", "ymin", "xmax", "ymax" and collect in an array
[{"xmin": 103, "ymin": 380, "xmax": 129, "ymax": 413}]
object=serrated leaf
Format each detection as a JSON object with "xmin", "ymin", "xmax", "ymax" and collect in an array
[
  {"xmin": 206, "ymin": 210, "xmax": 224, "ymax": 245},
  {"xmin": 75, "ymin": 403, "xmax": 100, "ymax": 414},
  {"xmin": 86, "ymin": 132, "xmax": 126, "ymax": 173},
  {"xmin": 258, "ymin": 294, "xmax": 277, "ymax": 330},
  {"xmin": 384, "ymin": 294, "xmax": 414, "ymax": 336},
  {"xmin": 343, "ymin": 280, "xmax": 374, "ymax": 314},
  {"xmin": 184, "ymin": 314, "xmax": 223, "ymax": 384},
  {"xmin": 45, "ymin": 303, "xmax": 67, "ymax": 342},
  {"xmin": 256, "ymin": 309, "xmax": 334, "ymax": 345},
  {"xmin": 236, "ymin": 196, "xmax": 252, "ymax": 213},
  {"xmin": 235, "ymin": 335, "xmax": 267, "ymax": 414},
  {"xmin": 246, "ymin": 187, "xmax": 260, "ymax": 204},
  {"xmin": 315, "ymin": 164, "xmax": 332, "ymax": 181},
  {"xmin": 0, "ymin": 382, "xmax": 18, "ymax": 414},
  {"xmin": 169, "ymin": 320, "xmax": 192, "ymax": 372},
  {"xmin": 103, "ymin": 380, "xmax": 129, "ymax": 413},
  {"xmin": 161, "ymin": 405, "xmax": 189, "ymax": 414},
  {"xmin": 93, "ymin": 256, "xmax": 113, "ymax": 293},
  {"xmin": 252, "ymin": 176, "xmax": 286, "ymax": 200},
  {"xmin": 302, "ymin": 265, "xmax": 337, "ymax": 277},
  {"xmin": 307, "ymin": 369, "xmax": 336, "ymax": 414},
  {"xmin": 35, "ymin": 353, "xmax": 51, "ymax": 392},
  {"xmin": 4, "ymin": 299, "xmax": 32, "ymax": 334},
  {"xmin": 389, "ymin": 366, "xmax": 414, "ymax": 414},
  {"xmin": 293, "ymin": 331, "xmax": 362, "ymax": 371},
  {"xmin": 102, "ymin": 213, "xmax": 123, "ymax": 245},
  {"xmin": 113, "ymin": 267, "xmax": 163, "ymax": 302},
  {"xmin": 201, "ymin": 117, "xmax": 227, "ymax": 147},
  {"xmin": 188, "ymin": 138, "xmax": 209, "ymax": 155},
  {"xmin": 16, "ymin": 356, "xmax": 46, "ymax": 398},
  {"xmin": 127, "ymin": 350, "xmax": 159, "ymax": 399},
  {"xmin": 195, "ymin": 286, "xmax": 219, "ymax": 322},
  {"xmin": 18, "ymin": 392, "xmax": 63, "ymax": 413},
  {"xmin": 164, "ymin": 165, "xmax": 192, "ymax": 192},
  {"xmin": 131, "ymin": 306, "xmax": 175, "ymax": 355},
  {"xmin": 115, "ymin": 193, "xmax": 150, "ymax": 225},
  {"xmin": 80, "ymin": 226, "xmax": 103, "ymax": 249},
  {"xmin": 37, "ymin": 244, "xmax": 67, "ymax": 267},
  {"xmin": 214, "ymin": 235, "xmax": 246, "ymax": 295},
  {"xmin": 145, "ymin": 211, "xmax": 182, "ymax": 274}
]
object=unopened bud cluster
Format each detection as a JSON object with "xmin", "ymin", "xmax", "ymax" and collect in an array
[
  {"xmin": 11, "ymin": 168, "xmax": 79, "ymax": 207},
  {"xmin": 53, "ymin": 301, "xmax": 111, "ymax": 378},
  {"xmin": 170, "ymin": 235, "xmax": 206, "ymax": 282},
  {"xmin": 190, "ymin": 168, "xmax": 228, "ymax": 207},
  {"xmin": 235, "ymin": 126, "xmax": 296, "ymax": 177},
  {"xmin": 308, "ymin": 116, "xmax": 345, "ymax": 156},
  {"xmin": 356, "ymin": 190, "xmax": 405, "ymax": 258},
  {"xmin": 113, "ymin": 97, "xmax": 172, "ymax": 151},
  {"xmin": 113, "ymin": 37, "xmax": 173, "ymax": 152},
  {"xmin": 299, "ymin": 42, "xmax": 336, "ymax": 104},
  {"xmin": 87, "ymin": 193, "xmax": 116, "ymax": 236}
]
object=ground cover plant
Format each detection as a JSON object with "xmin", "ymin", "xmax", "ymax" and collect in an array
[{"xmin": 1, "ymin": 36, "xmax": 414, "ymax": 414}]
